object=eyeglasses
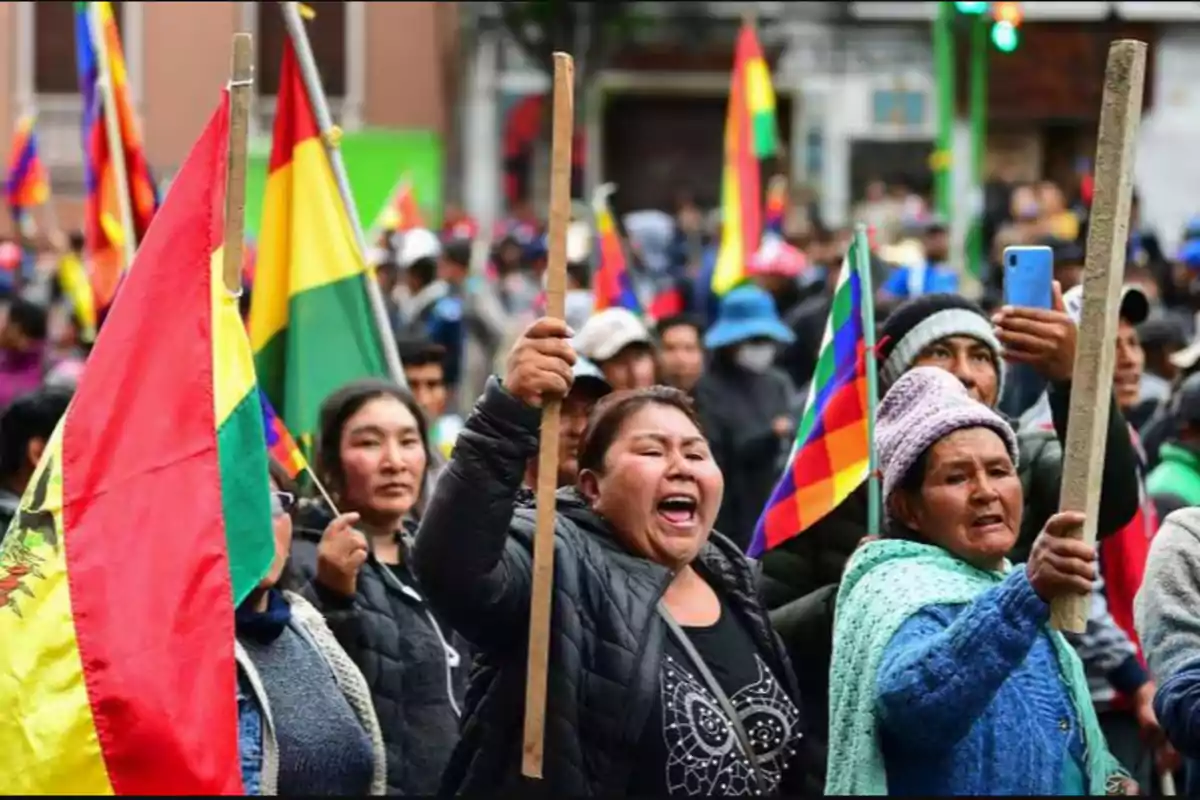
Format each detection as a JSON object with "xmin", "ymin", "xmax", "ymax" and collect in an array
[{"xmin": 270, "ymin": 491, "xmax": 296, "ymax": 519}]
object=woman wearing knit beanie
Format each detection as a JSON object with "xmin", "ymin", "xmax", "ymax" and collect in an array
[{"xmin": 827, "ymin": 367, "xmax": 1131, "ymax": 796}]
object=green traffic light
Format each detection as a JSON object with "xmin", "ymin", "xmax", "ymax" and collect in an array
[
  {"xmin": 991, "ymin": 20, "xmax": 1019, "ymax": 52},
  {"xmin": 955, "ymin": 1, "xmax": 990, "ymax": 13}
]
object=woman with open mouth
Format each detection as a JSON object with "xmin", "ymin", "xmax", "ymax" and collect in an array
[
  {"xmin": 413, "ymin": 317, "xmax": 812, "ymax": 796},
  {"xmin": 827, "ymin": 367, "xmax": 1130, "ymax": 796}
]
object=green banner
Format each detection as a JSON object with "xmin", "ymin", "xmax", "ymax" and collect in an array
[{"xmin": 242, "ymin": 128, "xmax": 444, "ymax": 241}]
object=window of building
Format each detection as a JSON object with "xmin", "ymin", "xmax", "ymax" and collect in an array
[
  {"xmin": 35, "ymin": 1, "xmax": 126, "ymax": 95},
  {"xmin": 872, "ymin": 89, "xmax": 927, "ymax": 127},
  {"xmin": 256, "ymin": 1, "xmax": 346, "ymax": 97}
]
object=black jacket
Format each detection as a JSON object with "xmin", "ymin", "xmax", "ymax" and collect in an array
[
  {"xmin": 291, "ymin": 510, "xmax": 467, "ymax": 796},
  {"xmin": 412, "ymin": 378, "xmax": 813, "ymax": 795},
  {"xmin": 692, "ymin": 360, "xmax": 798, "ymax": 549}
]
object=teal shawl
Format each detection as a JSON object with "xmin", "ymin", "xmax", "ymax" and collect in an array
[{"xmin": 825, "ymin": 539, "xmax": 1120, "ymax": 796}]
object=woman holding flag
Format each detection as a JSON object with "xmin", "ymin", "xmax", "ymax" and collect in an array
[{"xmin": 289, "ymin": 379, "xmax": 466, "ymax": 796}]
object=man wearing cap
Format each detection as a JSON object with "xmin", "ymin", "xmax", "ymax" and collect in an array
[
  {"xmin": 1147, "ymin": 372, "xmax": 1200, "ymax": 518},
  {"xmin": 572, "ymin": 308, "xmax": 657, "ymax": 392},
  {"xmin": 398, "ymin": 228, "xmax": 466, "ymax": 394},
  {"xmin": 517, "ymin": 358, "xmax": 611, "ymax": 503}
]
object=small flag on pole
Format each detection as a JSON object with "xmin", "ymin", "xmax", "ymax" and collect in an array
[
  {"xmin": 259, "ymin": 390, "xmax": 308, "ymax": 479},
  {"xmin": 748, "ymin": 228, "xmax": 878, "ymax": 556}
]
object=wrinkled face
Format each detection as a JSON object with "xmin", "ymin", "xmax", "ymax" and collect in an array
[
  {"xmin": 338, "ymin": 396, "xmax": 428, "ymax": 524},
  {"xmin": 892, "ymin": 428, "xmax": 1022, "ymax": 572},
  {"xmin": 659, "ymin": 325, "xmax": 704, "ymax": 392},
  {"xmin": 581, "ymin": 404, "xmax": 724, "ymax": 569},
  {"xmin": 262, "ymin": 477, "xmax": 295, "ymax": 589},
  {"xmin": 910, "ymin": 335, "xmax": 1000, "ymax": 407},
  {"xmin": 1114, "ymin": 318, "xmax": 1144, "ymax": 411},
  {"xmin": 405, "ymin": 362, "xmax": 447, "ymax": 420},
  {"xmin": 601, "ymin": 344, "xmax": 658, "ymax": 391}
]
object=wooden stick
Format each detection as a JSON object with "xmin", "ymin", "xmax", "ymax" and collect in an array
[
  {"xmin": 222, "ymin": 34, "xmax": 254, "ymax": 295},
  {"xmin": 1050, "ymin": 40, "xmax": 1146, "ymax": 632},
  {"xmin": 521, "ymin": 51, "xmax": 574, "ymax": 781}
]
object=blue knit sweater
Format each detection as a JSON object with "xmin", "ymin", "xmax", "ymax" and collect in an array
[{"xmin": 878, "ymin": 571, "xmax": 1091, "ymax": 796}]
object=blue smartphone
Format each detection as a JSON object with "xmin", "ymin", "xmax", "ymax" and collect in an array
[{"xmin": 1003, "ymin": 245, "xmax": 1054, "ymax": 309}]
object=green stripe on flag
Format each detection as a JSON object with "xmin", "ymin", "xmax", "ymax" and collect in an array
[
  {"xmin": 254, "ymin": 275, "xmax": 389, "ymax": 445},
  {"xmin": 217, "ymin": 388, "xmax": 275, "ymax": 605},
  {"xmin": 752, "ymin": 113, "xmax": 777, "ymax": 159}
]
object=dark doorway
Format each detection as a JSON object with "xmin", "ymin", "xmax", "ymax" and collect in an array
[
  {"xmin": 848, "ymin": 139, "xmax": 936, "ymax": 203},
  {"xmin": 602, "ymin": 92, "xmax": 793, "ymax": 217}
]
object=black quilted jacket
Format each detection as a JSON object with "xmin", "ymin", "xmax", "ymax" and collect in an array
[
  {"xmin": 291, "ymin": 512, "xmax": 469, "ymax": 796},
  {"xmin": 413, "ymin": 378, "xmax": 811, "ymax": 796}
]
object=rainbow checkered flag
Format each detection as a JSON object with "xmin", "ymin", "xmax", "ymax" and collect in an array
[{"xmin": 748, "ymin": 227, "xmax": 879, "ymax": 556}]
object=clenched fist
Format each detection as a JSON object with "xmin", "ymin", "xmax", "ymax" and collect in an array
[
  {"xmin": 1025, "ymin": 511, "xmax": 1096, "ymax": 602},
  {"xmin": 315, "ymin": 512, "xmax": 368, "ymax": 598},
  {"xmin": 504, "ymin": 317, "xmax": 577, "ymax": 408}
]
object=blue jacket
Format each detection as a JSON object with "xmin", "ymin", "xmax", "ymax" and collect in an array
[
  {"xmin": 880, "ymin": 261, "xmax": 959, "ymax": 299},
  {"xmin": 878, "ymin": 571, "xmax": 1090, "ymax": 796},
  {"xmin": 1154, "ymin": 661, "xmax": 1200, "ymax": 797}
]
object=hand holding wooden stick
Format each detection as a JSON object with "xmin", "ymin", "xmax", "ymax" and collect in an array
[
  {"xmin": 1050, "ymin": 40, "xmax": 1146, "ymax": 632},
  {"xmin": 520, "ymin": 52, "xmax": 574, "ymax": 780}
]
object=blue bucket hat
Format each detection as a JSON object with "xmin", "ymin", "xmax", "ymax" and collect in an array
[{"xmin": 703, "ymin": 285, "xmax": 796, "ymax": 350}]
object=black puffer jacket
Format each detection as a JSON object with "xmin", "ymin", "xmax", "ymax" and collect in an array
[
  {"xmin": 412, "ymin": 378, "xmax": 814, "ymax": 795},
  {"xmin": 291, "ymin": 511, "xmax": 468, "ymax": 796}
]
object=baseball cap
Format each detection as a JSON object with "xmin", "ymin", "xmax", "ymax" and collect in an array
[
  {"xmin": 1061, "ymin": 283, "xmax": 1150, "ymax": 328},
  {"xmin": 572, "ymin": 357, "xmax": 612, "ymax": 397},
  {"xmin": 397, "ymin": 228, "xmax": 442, "ymax": 269},
  {"xmin": 573, "ymin": 308, "xmax": 652, "ymax": 363}
]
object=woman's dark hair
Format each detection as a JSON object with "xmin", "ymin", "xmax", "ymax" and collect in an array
[
  {"xmin": 884, "ymin": 448, "xmax": 932, "ymax": 541},
  {"xmin": 577, "ymin": 386, "xmax": 704, "ymax": 476},
  {"xmin": 314, "ymin": 378, "xmax": 431, "ymax": 497}
]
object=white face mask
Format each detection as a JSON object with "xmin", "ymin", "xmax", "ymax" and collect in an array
[{"xmin": 734, "ymin": 342, "xmax": 777, "ymax": 373}]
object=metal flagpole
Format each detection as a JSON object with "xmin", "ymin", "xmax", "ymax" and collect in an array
[{"xmin": 278, "ymin": 1, "xmax": 407, "ymax": 388}]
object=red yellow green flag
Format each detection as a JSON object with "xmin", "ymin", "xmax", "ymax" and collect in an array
[
  {"xmin": 0, "ymin": 88, "xmax": 273, "ymax": 794},
  {"xmin": 249, "ymin": 39, "xmax": 389, "ymax": 444}
]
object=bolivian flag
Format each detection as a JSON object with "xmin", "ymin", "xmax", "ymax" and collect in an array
[
  {"xmin": 249, "ymin": 40, "xmax": 389, "ymax": 443},
  {"xmin": 0, "ymin": 89, "xmax": 274, "ymax": 794},
  {"xmin": 711, "ymin": 21, "xmax": 778, "ymax": 296}
]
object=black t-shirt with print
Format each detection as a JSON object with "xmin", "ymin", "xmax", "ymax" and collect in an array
[{"xmin": 627, "ymin": 597, "xmax": 802, "ymax": 796}]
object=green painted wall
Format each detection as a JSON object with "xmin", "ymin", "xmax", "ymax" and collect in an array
[{"xmin": 242, "ymin": 128, "xmax": 444, "ymax": 240}]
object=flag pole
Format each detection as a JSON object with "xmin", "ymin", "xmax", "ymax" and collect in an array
[
  {"xmin": 853, "ymin": 223, "xmax": 881, "ymax": 536},
  {"xmin": 278, "ymin": 1, "xmax": 407, "ymax": 389},
  {"xmin": 223, "ymin": 34, "xmax": 253, "ymax": 296},
  {"xmin": 87, "ymin": 2, "xmax": 137, "ymax": 269}
]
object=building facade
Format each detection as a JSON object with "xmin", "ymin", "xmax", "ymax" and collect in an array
[
  {"xmin": 462, "ymin": 1, "xmax": 1192, "ymax": 234},
  {"xmin": 0, "ymin": 0, "xmax": 460, "ymax": 236}
]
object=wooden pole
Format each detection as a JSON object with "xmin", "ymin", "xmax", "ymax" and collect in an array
[
  {"xmin": 1050, "ymin": 40, "xmax": 1147, "ymax": 632},
  {"xmin": 521, "ymin": 52, "xmax": 574, "ymax": 781},
  {"xmin": 88, "ymin": 2, "xmax": 138, "ymax": 269},
  {"xmin": 223, "ymin": 34, "xmax": 254, "ymax": 295},
  {"xmin": 278, "ymin": 1, "xmax": 408, "ymax": 389}
]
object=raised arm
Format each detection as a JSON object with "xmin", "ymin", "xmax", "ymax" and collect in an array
[
  {"xmin": 876, "ymin": 569, "xmax": 1047, "ymax": 753},
  {"xmin": 413, "ymin": 319, "xmax": 576, "ymax": 651}
]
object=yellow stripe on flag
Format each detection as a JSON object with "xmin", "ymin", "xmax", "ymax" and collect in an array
[
  {"xmin": 248, "ymin": 138, "xmax": 368, "ymax": 350},
  {"xmin": 210, "ymin": 247, "xmax": 258, "ymax": 425},
  {"xmin": 0, "ymin": 424, "xmax": 113, "ymax": 794}
]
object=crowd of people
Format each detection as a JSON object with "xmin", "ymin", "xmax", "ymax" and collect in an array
[{"xmin": 4, "ymin": 169, "xmax": 1200, "ymax": 795}]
